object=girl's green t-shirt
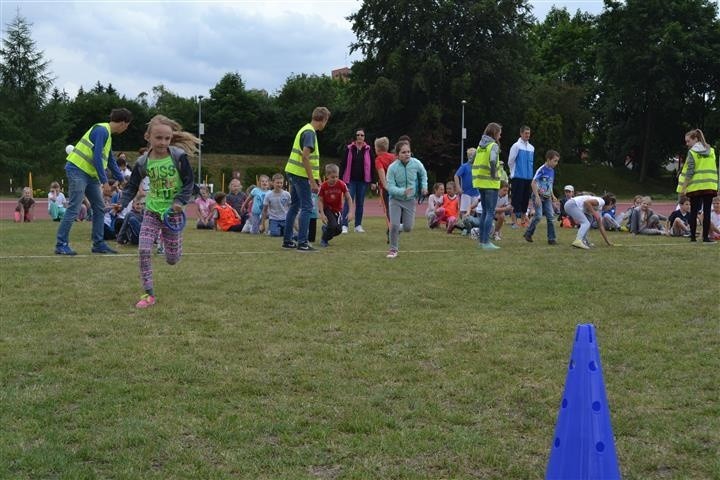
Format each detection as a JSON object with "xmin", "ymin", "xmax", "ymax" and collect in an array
[{"xmin": 146, "ymin": 155, "xmax": 181, "ymax": 214}]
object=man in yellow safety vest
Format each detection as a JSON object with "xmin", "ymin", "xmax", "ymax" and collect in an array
[
  {"xmin": 282, "ymin": 106, "xmax": 331, "ymax": 251},
  {"xmin": 55, "ymin": 108, "xmax": 132, "ymax": 255}
]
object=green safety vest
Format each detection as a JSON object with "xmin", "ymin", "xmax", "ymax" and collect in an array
[
  {"xmin": 285, "ymin": 123, "xmax": 320, "ymax": 180},
  {"xmin": 67, "ymin": 123, "xmax": 112, "ymax": 179},
  {"xmin": 676, "ymin": 147, "xmax": 718, "ymax": 193},
  {"xmin": 472, "ymin": 142, "xmax": 500, "ymax": 189}
]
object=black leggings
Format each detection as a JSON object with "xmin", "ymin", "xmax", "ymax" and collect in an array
[{"xmin": 689, "ymin": 194, "xmax": 713, "ymax": 240}]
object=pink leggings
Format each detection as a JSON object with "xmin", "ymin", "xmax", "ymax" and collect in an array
[{"xmin": 139, "ymin": 210, "xmax": 183, "ymax": 292}]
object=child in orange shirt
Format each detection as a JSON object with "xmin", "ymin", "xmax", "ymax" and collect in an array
[
  {"xmin": 435, "ymin": 181, "xmax": 460, "ymax": 233},
  {"xmin": 213, "ymin": 192, "xmax": 244, "ymax": 232}
]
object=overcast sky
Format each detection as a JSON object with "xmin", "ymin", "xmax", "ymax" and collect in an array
[{"xmin": 0, "ymin": 1, "xmax": 604, "ymax": 100}]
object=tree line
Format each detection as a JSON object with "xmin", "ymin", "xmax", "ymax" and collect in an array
[{"xmin": 1, "ymin": 0, "xmax": 718, "ymax": 187}]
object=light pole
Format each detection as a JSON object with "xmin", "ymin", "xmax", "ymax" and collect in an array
[
  {"xmin": 197, "ymin": 95, "xmax": 204, "ymax": 185},
  {"xmin": 460, "ymin": 100, "xmax": 467, "ymax": 166}
]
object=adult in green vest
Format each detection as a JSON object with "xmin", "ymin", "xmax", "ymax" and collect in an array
[
  {"xmin": 678, "ymin": 128, "xmax": 719, "ymax": 243},
  {"xmin": 282, "ymin": 106, "xmax": 331, "ymax": 252},
  {"xmin": 472, "ymin": 122, "xmax": 503, "ymax": 250},
  {"xmin": 55, "ymin": 108, "xmax": 132, "ymax": 255}
]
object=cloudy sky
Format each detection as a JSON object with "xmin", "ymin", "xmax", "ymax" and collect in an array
[{"xmin": 0, "ymin": 1, "xmax": 604, "ymax": 100}]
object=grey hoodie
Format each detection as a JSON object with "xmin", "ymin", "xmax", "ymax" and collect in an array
[{"xmin": 478, "ymin": 134, "xmax": 500, "ymax": 180}]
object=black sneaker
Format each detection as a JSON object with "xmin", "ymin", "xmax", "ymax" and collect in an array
[
  {"xmin": 296, "ymin": 242, "xmax": 316, "ymax": 252},
  {"xmin": 91, "ymin": 243, "xmax": 118, "ymax": 254},
  {"xmin": 523, "ymin": 233, "xmax": 533, "ymax": 243},
  {"xmin": 548, "ymin": 239, "xmax": 557, "ymax": 245},
  {"xmin": 282, "ymin": 241, "xmax": 297, "ymax": 249}
]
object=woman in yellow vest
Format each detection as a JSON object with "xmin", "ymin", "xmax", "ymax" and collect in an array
[
  {"xmin": 282, "ymin": 107, "xmax": 331, "ymax": 251},
  {"xmin": 678, "ymin": 129, "xmax": 719, "ymax": 243},
  {"xmin": 55, "ymin": 108, "xmax": 132, "ymax": 255},
  {"xmin": 472, "ymin": 122, "xmax": 503, "ymax": 250}
]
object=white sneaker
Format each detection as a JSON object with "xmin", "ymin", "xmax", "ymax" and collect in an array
[
  {"xmin": 354, "ymin": 225, "xmax": 365, "ymax": 233},
  {"xmin": 341, "ymin": 226, "xmax": 348, "ymax": 234},
  {"xmin": 386, "ymin": 249, "xmax": 398, "ymax": 259},
  {"xmin": 493, "ymin": 232, "xmax": 502, "ymax": 241}
]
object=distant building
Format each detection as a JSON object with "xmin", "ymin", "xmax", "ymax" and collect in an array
[{"xmin": 331, "ymin": 67, "xmax": 351, "ymax": 82}]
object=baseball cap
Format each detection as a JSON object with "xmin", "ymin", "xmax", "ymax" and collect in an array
[{"xmin": 563, "ymin": 185, "xmax": 575, "ymax": 192}]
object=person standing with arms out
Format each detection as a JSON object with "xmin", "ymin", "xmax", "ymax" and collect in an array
[
  {"xmin": 472, "ymin": 122, "xmax": 503, "ymax": 250},
  {"xmin": 282, "ymin": 106, "xmax": 331, "ymax": 252},
  {"xmin": 119, "ymin": 115, "xmax": 197, "ymax": 308},
  {"xmin": 508, "ymin": 125, "xmax": 535, "ymax": 228},
  {"xmin": 340, "ymin": 128, "xmax": 376, "ymax": 233},
  {"xmin": 385, "ymin": 140, "xmax": 428, "ymax": 258},
  {"xmin": 55, "ymin": 108, "xmax": 132, "ymax": 255},
  {"xmin": 677, "ymin": 128, "xmax": 718, "ymax": 244}
]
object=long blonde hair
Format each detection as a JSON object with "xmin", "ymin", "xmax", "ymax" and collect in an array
[
  {"xmin": 685, "ymin": 128, "xmax": 708, "ymax": 148},
  {"xmin": 146, "ymin": 115, "xmax": 200, "ymax": 155}
]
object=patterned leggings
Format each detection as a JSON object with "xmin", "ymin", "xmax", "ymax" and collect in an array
[{"xmin": 139, "ymin": 210, "xmax": 183, "ymax": 292}]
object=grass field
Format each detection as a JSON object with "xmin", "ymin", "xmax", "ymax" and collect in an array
[{"xmin": 0, "ymin": 218, "xmax": 718, "ymax": 479}]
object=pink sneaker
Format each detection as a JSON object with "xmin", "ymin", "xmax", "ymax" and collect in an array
[
  {"xmin": 135, "ymin": 294, "xmax": 156, "ymax": 309},
  {"xmin": 386, "ymin": 249, "xmax": 398, "ymax": 259}
]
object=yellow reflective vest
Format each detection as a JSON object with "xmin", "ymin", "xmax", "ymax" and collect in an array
[
  {"xmin": 66, "ymin": 123, "xmax": 112, "ymax": 178},
  {"xmin": 676, "ymin": 147, "xmax": 718, "ymax": 193},
  {"xmin": 472, "ymin": 142, "xmax": 500, "ymax": 189},
  {"xmin": 285, "ymin": 123, "xmax": 320, "ymax": 180}
]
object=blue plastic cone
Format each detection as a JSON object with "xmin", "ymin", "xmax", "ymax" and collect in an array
[{"xmin": 546, "ymin": 324, "xmax": 621, "ymax": 480}]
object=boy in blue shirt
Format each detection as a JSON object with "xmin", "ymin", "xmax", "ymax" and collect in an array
[{"xmin": 523, "ymin": 150, "xmax": 560, "ymax": 245}]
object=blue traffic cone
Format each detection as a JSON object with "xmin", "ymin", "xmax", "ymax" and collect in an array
[{"xmin": 546, "ymin": 324, "xmax": 621, "ymax": 480}]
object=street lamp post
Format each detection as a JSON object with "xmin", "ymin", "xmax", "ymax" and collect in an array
[
  {"xmin": 197, "ymin": 95, "xmax": 204, "ymax": 185},
  {"xmin": 460, "ymin": 100, "xmax": 467, "ymax": 166}
]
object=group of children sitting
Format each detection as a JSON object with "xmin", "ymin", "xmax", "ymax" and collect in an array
[{"xmin": 424, "ymin": 181, "xmax": 720, "ymax": 244}]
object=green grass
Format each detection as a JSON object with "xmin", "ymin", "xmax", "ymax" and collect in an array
[{"xmin": 0, "ymin": 218, "xmax": 718, "ymax": 479}]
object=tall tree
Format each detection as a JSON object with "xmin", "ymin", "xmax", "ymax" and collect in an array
[
  {"xmin": 0, "ymin": 12, "xmax": 56, "ymax": 178},
  {"xmin": 349, "ymin": 0, "xmax": 535, "ymax": 177},
  {"xmin": 595, "ymin": 0, "xmax": 720, "ymax": 181}
]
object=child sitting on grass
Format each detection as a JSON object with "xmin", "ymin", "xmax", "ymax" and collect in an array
[
  {"xmin": 213, "ymin": 192, "xmax": 244, "ymax": 232},
  {"xmin": 47, "ymin": 181, "xmax": 67, "ymax": 221},
  {"xmin": 426, "ymin": 182, "xmax": 444, "ymax": 228},
  {"xmin": 14, "ymin": 187, "xmax": 35, "ymax": 223},
  {"xmin": 631, "ymin": 196, "xmax": 668, "ymax": 236},
  {"xmin": 667, "ymin": 196, "xmax": 692, "ymax": 237}
]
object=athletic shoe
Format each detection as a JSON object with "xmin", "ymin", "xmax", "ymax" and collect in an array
[
  {"xmin": 156, "ymin": 245, "xmax": 165, "ymax": 255},
  {"xmin": 354, "ymin": 225, "xmax": 365, "ymax": 233},
  {"xmin": 523, "ymin": 233, "xmax": 533, "ymax": 243},
  {"xmin": 91, "ymin": 243, "xmax": 118, "ymax": 254},
  {"xmin": 493, "ymin": 232, "xmax": 502, "ymax": 241},
  {"xmin": 702, "ymin": 239, "xmax": 717, "ymax": 244},
  {"xmin": 583, "ymin": 239, "xmax": 596, "ymax": 248},
  {"xmin": 480, "ymin": 242, "xmax": 500, "ymax": 250},
  {"xmin": 619, "ymin": 226, "xmax": 629, "ymax": 232},
  {"xmin": 282, "ymin": 241, "xmax": 297, "ymax": 249},
  {"xmin": 386, "ymin": 249, "xmax": 398, "ymax": 259},
  {"xmin": 55, "ymin": 244, "xmax": 77, "ymax": 256},
  {"xmin": 296, "ymin": 243, "xmax": 316, "ymax": 252},
  {"xmin": 548, "ymin": 239, "xmax": 558, "ymax": 245},
  {"xmin": 470, "ymin": 228, "xmax": 480, "ymax": 240},
  {"xmin": 320, "ymin": 239, "xmax": 329, "ymax": 247},
  {"xmin": 572, "ymin": 239, "xmax": 590, "ymax": 250},
  {"xmin": 341, "ymin": 226, "xmax": 348, "ymax": 234},
  {"xmin": 135, "ymin": 294, "xmax": 156, "ymax": 309},
  {"xmin": 511, "ymin": 223, "xmax": 519, "ymax": 229}
]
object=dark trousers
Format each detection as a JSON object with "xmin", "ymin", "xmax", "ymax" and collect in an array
[
  {"xmin": 322, "ymin": 208, "xmax": 342, "ymax": 242},
  {"xmin": 510, "ymin": 178, "xmax": 532, "ymax": 217},
  {"xmin": 309, "ymin": 218, "xmax": 317, "ymax": 242},
  {"xmin": 689, "ymin": 193, "xmax": 713, "ymax": 240}
]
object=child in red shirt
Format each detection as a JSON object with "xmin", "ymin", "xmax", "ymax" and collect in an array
[{"xmin": 318, "ymin": 163, "xmax": 354, "ymax": 247}]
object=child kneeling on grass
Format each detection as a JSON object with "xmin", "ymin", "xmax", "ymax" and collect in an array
[
  {"xmin": 213, "ymin": 192, "xmax": 244, "ymax": 232},
  {"xmin": 318, "ymin": 164, "xmax": 353, "ymax": 247}
]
